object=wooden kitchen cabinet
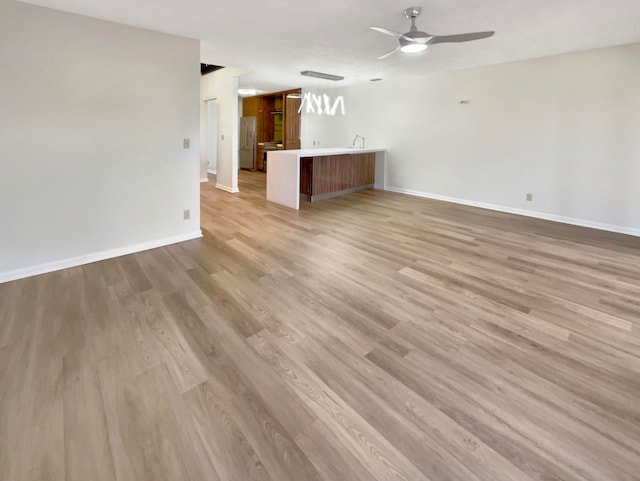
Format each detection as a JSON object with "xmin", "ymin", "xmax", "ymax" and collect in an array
[
  {"xmin": 242, "ymin": 95, "xmax": 259, "ymax": 117},
  {"xmin": 258, "ymin": 96, "xmax": 273, "ymax": 144},
  {"xmin": 311, "ymin": 153, "xmax": 375, "ymax": 196},
  {"xmin": 284, "ymin": 93, "xmax": 301, "ymax": 150},
  {"xmin": 256, "ymin": 144, "xmax": 264, "ymax": 171}
]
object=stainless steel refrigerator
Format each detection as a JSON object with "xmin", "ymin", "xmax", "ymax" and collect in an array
[{"xmin": 239, "ymin": 116, "xmax": 256, "ymax": 170}]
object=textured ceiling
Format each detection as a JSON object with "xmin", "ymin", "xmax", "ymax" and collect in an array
[{"xmin": 20, "ymin": 0, "xmax": 640, "ymax": 93}]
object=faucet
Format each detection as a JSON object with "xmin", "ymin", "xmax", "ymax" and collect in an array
[{"xmin": 352, "ymin": 134, "xmax": 365, "ymax": 149}]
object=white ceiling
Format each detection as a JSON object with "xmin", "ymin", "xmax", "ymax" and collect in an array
[{"xmin": 21, "ymin": 0, "xmax": 640, "ymax": 93}]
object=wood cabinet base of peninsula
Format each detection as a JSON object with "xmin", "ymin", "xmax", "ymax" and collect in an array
[
  {"xmin": 300, "ymin": 153, "xmax": 376, "ymax": 202},
  {"xmin": 266, "ymin": 148, "xmax": 386, "ymax": 210}
]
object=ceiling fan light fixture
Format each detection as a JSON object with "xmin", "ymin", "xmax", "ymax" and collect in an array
[{"xmin": 400, "ymin": 43, "xmax": 428, "ymax": 54}]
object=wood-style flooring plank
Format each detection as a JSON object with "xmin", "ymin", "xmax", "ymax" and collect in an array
[{"xmin": 0, "ymin": 171, "xmax": 639, "ymax": 481}]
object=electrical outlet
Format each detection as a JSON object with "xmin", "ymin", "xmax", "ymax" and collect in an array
[
  {"xmin": 183, "ymin": 209, "xmax": 190, "ymax": 220},
  {"xmin": 526, "ymin": 193, "xmax": 533, "ymax": 201},
  {"xmin": 183, "ymin": 138, "xmax": 190, "ymax": 149}
]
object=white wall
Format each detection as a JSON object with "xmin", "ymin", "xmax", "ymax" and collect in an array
[
  {"xmin": 300, "ymin": 91, "xmax": 332, "ymax": 149},
  {"xmin": 0, "ymin": 1, "xmax": 202, "ymax": 282},
  {"xmin": 205, "ymin": 100, "xmax": 219, "ymax": 175},
  {"xmin": 201, "ymin": 67, "xmax": 248, "ymax": 193},
  {"xmin": 302, "ymin": 43, "xmax": 640, "ymax": 236}
]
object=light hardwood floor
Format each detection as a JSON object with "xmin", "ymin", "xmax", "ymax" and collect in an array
[{"xmin": 1, "ymin": 171, "xmax": 640, "ymax": 481}]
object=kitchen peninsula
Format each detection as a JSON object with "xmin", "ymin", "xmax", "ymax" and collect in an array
[{"xmin": 266, "ymin": 147, "xmax": 386, "ymax": 209}]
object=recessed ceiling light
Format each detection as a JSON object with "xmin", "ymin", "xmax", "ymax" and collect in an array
[
  {"xmin": 300, "ymin": 70, "xmax": 344, "ymax": 81},
  {"xmin": 238, "ymin": 88, "xmax": 259, "ymax": 96}
]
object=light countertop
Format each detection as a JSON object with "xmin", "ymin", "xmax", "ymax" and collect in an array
[{"xmin": 271, "ymin": 147, "xmax": 386, "ymax": 157}]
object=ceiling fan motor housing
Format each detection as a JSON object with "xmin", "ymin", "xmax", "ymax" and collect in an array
[
  {"xmin": 404, "ymin": 7, "xmax": 422, "ymax": 19},
  {"xmin": 400, "ymin": 30, "xmax": 430, "ymax": 47}
]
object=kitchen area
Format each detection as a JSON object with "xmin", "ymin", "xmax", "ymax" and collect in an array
[
  {"xmin": 238, "ymin": 87, "xmax": 386, "ymax": 210},
  {"xmin": 239, "ymin": 88, "xmax": 302, "ymax": 172}
]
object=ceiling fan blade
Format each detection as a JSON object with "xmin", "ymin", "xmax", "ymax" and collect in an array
[
  {"xmin": 377, "ymin": 46, "xmax": 400, "ymax": 60},
  {"xmin": 428, "ymin": 31, "xmax": 494, "ymax": 44},
  {"xmin": 370, "ymin": 27, "xmax": 425, "ymax": 43},
  {"xmin": 369, "ymin": 27, "xmax": 403, "ymax": 38}
]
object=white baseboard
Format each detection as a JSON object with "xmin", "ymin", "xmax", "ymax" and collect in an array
[
  {"xmin": 0, "ymin": 230, "xmax": 203, "ymax": 284},
  {"xmin": 207, "ymin": 169, "xmax": 217, "ymax": 175},
  {"xmin": 215, "ymin": 183, "xmax": 239, "ymax": 194},
  {"xmin": 200, "ymin": 177, "xmax": 209, "ymax": 183},
  {"xmin": 385, "ymin": 186, "xmax": 640, "ymax": 238}
]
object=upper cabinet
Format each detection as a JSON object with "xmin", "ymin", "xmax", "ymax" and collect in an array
[
  {"xmin": 284, "ymin": 92, "xmax": 301, "ymax": 150},
  {"xmin": 258, "ymin": 96, "xmax": 273, "ymax": 145},
  {"xmin": 273, "ymin": 96, "xmax": 283, "ymax": 143},
  {"xmin": 242, "ymin": 95, "xmax": 260, "ymax": 117}
]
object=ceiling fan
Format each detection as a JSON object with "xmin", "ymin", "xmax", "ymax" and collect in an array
[{"xmin": 370, "ymin": 7, "xmax": 495, "ymax": 60}]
